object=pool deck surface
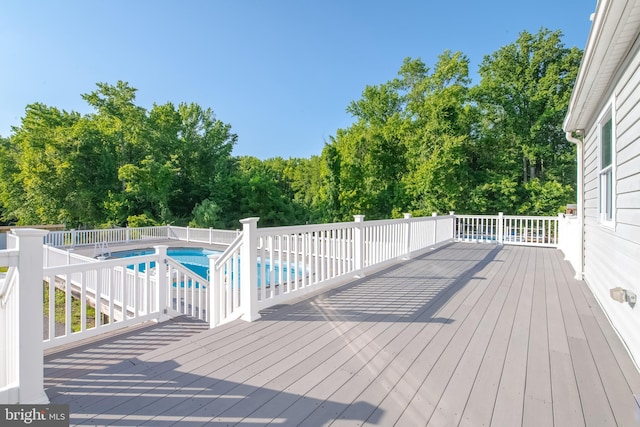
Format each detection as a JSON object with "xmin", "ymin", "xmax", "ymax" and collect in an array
[
  {"xmin": 70, "ymin": 238, "xmax": 229, "ymax": 259},
  {"xmin": 44, "ymin": 243, "xmax": 640, "ymax": 426}
]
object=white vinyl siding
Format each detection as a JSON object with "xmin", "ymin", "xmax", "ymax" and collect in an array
[{"xmin": 581, "ymin": 43, "xmax": 640, "ymax": 367}]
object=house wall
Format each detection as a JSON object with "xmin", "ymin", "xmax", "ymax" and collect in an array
[{"xmin": 582, "ymin": 39, "xmax": 640, "ymax": 365}]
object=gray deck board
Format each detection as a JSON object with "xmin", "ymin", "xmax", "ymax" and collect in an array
[
  {"xmin": 491, "ymin": 246, "xmax": 536, "ymax": 427},
  {"xmin": 400, "ymin": 250, "xmax": 506, "ymax": 426},
  {"xmin": 44, "ymin": 243, "xmax": 640, "ymax": 426},
  {"xmin": 544, "ymin": 248, "xmax": 585, "ymax": 427},
  {"xmin": 523, "ymin": 247, "xmax": 553, "ymax": 427},
  {"xmin": 458, "ymin": 243, "xmax": 527, "ymax": 427},
  {"xmin": 427, "ymin": 243, "xmax": 517, "ymax": 427},
  {"xmin": 324, "ymin": 252, "xmax": 504, "ymax": 423},
  {"xmin": 558, "ymin": 254, "xmax": 640, "ymax": 427}
]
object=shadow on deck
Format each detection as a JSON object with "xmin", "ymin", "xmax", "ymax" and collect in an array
[{"xmin": 45, "ymin": 243, "xmax": 640, "ymax": 426}]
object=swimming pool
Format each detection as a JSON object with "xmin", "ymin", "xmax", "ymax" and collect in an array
[
  {"xmin": 110, "ymin": 247, "xmax": 301, "ymax": 286},
  {"xmin": 110, "ymin": 247, "xmax": 220, "ymax": 279}
]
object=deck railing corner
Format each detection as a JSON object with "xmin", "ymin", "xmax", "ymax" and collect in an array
[
  {"xmin": 239, "ymin": 217, "xmax": 260, "ymax": 322},
  {"xmin": 1, "ymin": 228, "xmax": 49, "ymax": 404},
  {"xmin": 353, "ymin": 215, "xmax": 366, "ymax": 276},
  {"xmin": 154, "ymin": 245, "xmax": 171, "ymax": 323},
  {"xmin": 557, "ymin": 213, "xmax": 582, "ymax": 279}
]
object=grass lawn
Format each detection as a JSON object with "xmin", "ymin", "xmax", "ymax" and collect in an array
[{"xmin": 43, "ymin": 285, "xmax": 98, "ymax": 332}]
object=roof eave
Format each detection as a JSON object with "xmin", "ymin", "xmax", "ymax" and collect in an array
[{"xmin": 564, "ymin": 0, "xmax": 640, "ymax": 132}]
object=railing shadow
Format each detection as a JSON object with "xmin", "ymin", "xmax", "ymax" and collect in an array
[
  {"xmin": 264, "ymin": 242, "xmax": 503, "ymax": 324},
  {"xmin": 44, "ymin": 317, "xmax": 208, "ymax": 395},
  {"xmin": 44, "ymin": 242, "xmax": 503, "ymax": 426},
  {"xmin": 47, "ymin": 357, "xmax": 380, "ymax": 426}
]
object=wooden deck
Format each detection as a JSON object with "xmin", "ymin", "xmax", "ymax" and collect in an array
[{"xmin": 44, "ymin": 243, "xmax": 640, "ymax": 426}]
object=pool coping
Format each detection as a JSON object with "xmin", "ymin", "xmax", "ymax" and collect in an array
[{"xmin": 67, "ymin": 239, "xmax": 230, "ymax": 259}]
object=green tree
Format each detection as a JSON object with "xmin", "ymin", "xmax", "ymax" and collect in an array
[
  {"xmin": 165, "ymin": 103, "xmax": 236, "ymax": 220},
  {"xmin": 227, "ymin": 157, "xmax": 302, "ymax": 227},
  {"xmin": 1, "ymin": 82, "xmax": 237, "ymax": 227},
  {"xmin": 0, "ymin": 104, "xmax": 87, "ymax": 225},
  {"xmin": 470, "ymin": 28, "xmax": 581, "ymax": 213},
  {"xmin": 319, "ymin": 142, "xmax": 342, "ymax": 222},
  {"xmin": 189, "ymin": 199, "xmax": 223, "ymax": 228},
  {"xmin": 118, "ymin": 155, "xmax": 179, "ymax": 223},
  {"xmin": 81, "ymin": 81, "xmax": 148, "ymax": 168},
  {"xmin": 0, "ymin": 136, "xmax": 18, "ymax": 224},
  {"xmin": 324, "ymin": 79, "xmax": 407, "ymax": 220},
  {"xmin": 89, "ymin": 84, "xmax": 236, "ymax": 225},
  {"xmin": 1, "ymin": 30, "xmax": 582, "ymax": 228},
  {"xmin": 279, "ymin": 156, "xmax": 325, "ymax": 222},
  {"xmin": 396, "ymin": 53, "xmax": 473, "ymax": 215}
]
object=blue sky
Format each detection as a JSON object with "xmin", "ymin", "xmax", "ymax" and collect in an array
[{"xmin": 1, "ymin": 1, "xmax": 595, "ymax": 159}]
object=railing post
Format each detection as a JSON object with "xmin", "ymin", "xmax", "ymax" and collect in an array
[
  {"xmin": 71, "ymin": 229, "xmax": 76, "ymax": 249},
  {"xmin": 208, "ymin": 253, "xmax": 221, "ymax": 328},
  {"xmin": 154, "ymin": 245, "xmax": 170, "ymax": 322},
  {"xmin": 209, "ymin": 228, "xmax": 213, "ymax": 245},
  {"xmin": 240, "ymin": 217, "xmax": 260, "ymax": 322},
  {"xmin": 186, "ymin": 226, "xmax": 190, "ymax": 242},
  {"xmin": 432, "ymin": 212, "xmax": 438, "ymax": 247},
  {"xmin": 449, "ymin": 211, "xmax": 456, "ymax": 241},
  {"xmin": 13, "ymin": 228, "xmax": 49, "ymax": 403},
  {"xmin": 353, "ymin": 215, "xmax": 365, "ymax": 277},
  {"xmin": 557, "ymin": 213, "xmax": 564, "ymax": 250},
  {"xmin": 126, "ymin": 227, "xmax": 131, "ymax": 243},
  {"xmin": 403, "ymin": 213, "xmax": 412, "ymax": 259},
  {"xmin": 497, "ymin": 212, "xmax": 504, "ymax": 244}
]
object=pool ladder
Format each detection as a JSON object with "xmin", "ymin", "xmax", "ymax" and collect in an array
[{"xmin": 94, "ymin": 240, "xmax": 111, "ymax": 259}]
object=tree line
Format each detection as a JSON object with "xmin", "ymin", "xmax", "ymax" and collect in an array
[{"xmin": 0, "ymin": 29, "xmax": 582, "ymax": 229}]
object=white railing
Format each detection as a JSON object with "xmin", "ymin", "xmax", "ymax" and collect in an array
[
  {"xmin": 254, "ymin": 220, "xmax": 356, "ymax": 309},
  {"xmin": 361, "ymin": 213, "xmax": 456, "ymax": 267},
  {"xmin": 167, "ymin": 225, "xmax": 239, "ymax": 246},
  {"xmin": 209, "ymin": 233, "xmax": 244, "ymax": 326},
  {"xmin": 45, "ymin": 226, "xmax": 169, "ymax": 249},
  {"xmin": 455, "ymin": 214, "xmax": 500, "ymax": 243},
  {"xmin": 166, "ymin": 257, "xmax": 209, "ymax": 321},
  {"xmin": 43, "ymin": 245, "xmax": 96, "ymax": 267},
  {"xmin": 0, "ymin": 238, "xmax": 19, "ymax": 404},
  {"xmin": 455, "ymin": 213, "xmax": 559, "ymax": 247},
  {"xmin": 41, "ymin": 245, "xmax": 209, "ymax": 350},
  {"xmin": 210, "ymin": 213, "xmax": 456, "ymax": 325},
  {"xmin": 0, "ymin": 229, "xmax": 49, "ymax": 404},
  {"xmin": 557, "ymin": 214, "xmax": 582, "ymax": 278},
  {"xmin": 45, "ymin": 225, "xmax": 239, "ymax": 249},
  {"xmin": 1, "ymin": 212, "xmax": 573, "ymax": 402},
  {"xmin": 409, "ymin": 213, "xmax": 455, "ymax": 252},
  {"xmin": 43, "ymin": 253, "xmax": 158, "ymax": 349}
]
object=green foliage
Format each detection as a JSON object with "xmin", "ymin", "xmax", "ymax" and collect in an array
[
  {"xmin": 470, "ymin": 29, "xmax": 581, "ymax": 200},
  {"xmin": 225, "ymin": 156, "xmax": 307, "ymax": 227},
  {"xmin": 126, "ymin": 213, "xmax": 160, "ymax": 228},
  {"xmin": 189, "ymin": 199, "xmax": 222, "ymax": 228},
  {"xmin": 1, "ymin": 82, "xmax": 237, "ymax": 228},
  {"xmin": 518, "ymin": 178, "xmax": 574, "ymax": 215},
  {"xmin": 315, "ymin": 30, "xmax": 579, "ymax": 220},
  {"xmin": 0, "ymin": 28, "xmax": 581, "ymax": 228}
]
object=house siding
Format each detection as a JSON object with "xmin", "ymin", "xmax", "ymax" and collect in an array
[{"xmin": 582, "ymin": 40, "xmax": 640, "ymax": 365}]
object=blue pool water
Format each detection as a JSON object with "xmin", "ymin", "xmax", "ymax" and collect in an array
[
  {"xmin": 110, "ymin": 247, "xmax": 300, "ymax": 286},
  {"xmin": 110, "ymin": 247, "xmax": 220, "ymax": 279}
]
